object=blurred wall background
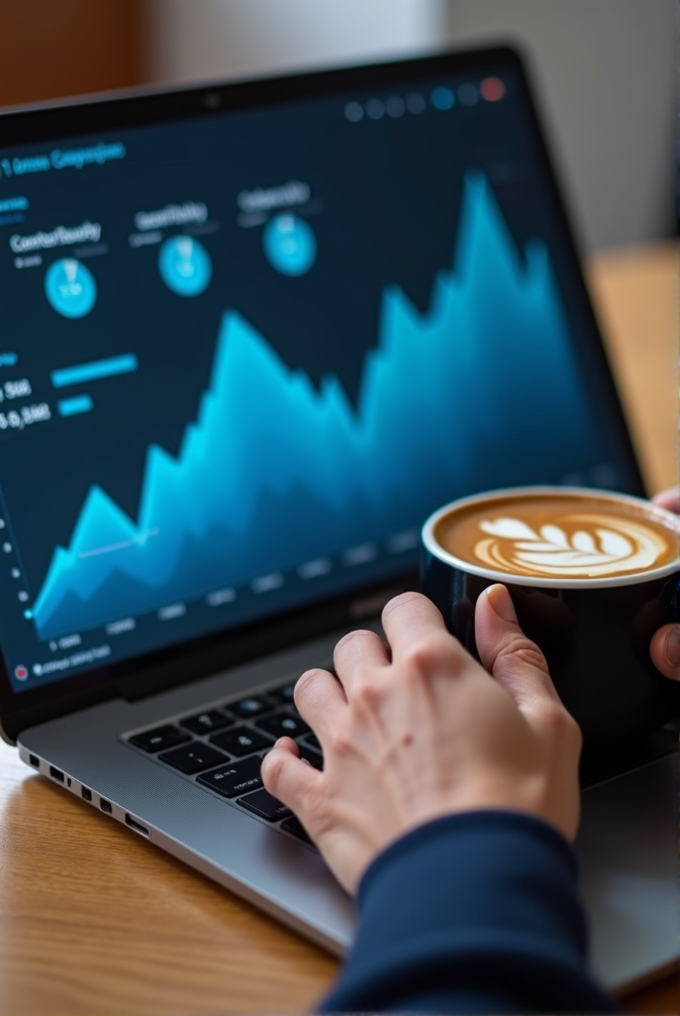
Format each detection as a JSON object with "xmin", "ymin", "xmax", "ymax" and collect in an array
[
  {"xmin": 143, "ymin": 0, "xmax": 442, "ymax": 81},
  {"xmin": 0, "ymin": 0, "xmax": 674, "ymax": 252},
  {"xmin": 442, "ymin": 1, "xmax": 676, "ymax": 252}
]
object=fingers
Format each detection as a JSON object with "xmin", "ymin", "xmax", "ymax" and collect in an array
[
  {"xmin": 650, "ymin": 624, "xmax": 680, "ymax": 681},
  {"xmin": 652, "ymin": 487, "xmax": 680, "ymax": 514},
  {"xmin": 333, "ymin": 627, "xmax": 390, "ymax": 693},
  {"xmin": 380, "ymin": 590, "xmax": 461, "ymax": 661},
  {"xmin": 475, "ymin": 584, "xmax": 561, "ymax": 712},
  {"xmin": 261, "ymin": 736, "xmax": 322, "ymax": 818},
  {"xmin": 294, "ymin": 666, "xmax": 346, "ymax": 741}
]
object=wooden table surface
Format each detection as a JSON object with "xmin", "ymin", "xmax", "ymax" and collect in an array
[{"xmin": 0, "ymin": 243, "xmax": 677, "ymax": 1015}]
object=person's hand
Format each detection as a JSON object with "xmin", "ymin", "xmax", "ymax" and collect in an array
[
  {"xmin": 650, "ymin": 487, "xmax": 680, "ymax": 681},
  {"xmin": 261, "ymin": 586, "xmax": 582, "ymax": 895},
  {"xmin": 652, "ymin": 487, "xmax": 680, "ymax": 514}
]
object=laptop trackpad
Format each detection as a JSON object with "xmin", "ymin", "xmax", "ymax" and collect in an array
[{"xmin": 576, "ymin": 752, "xmax": 678, "ymax": 991}]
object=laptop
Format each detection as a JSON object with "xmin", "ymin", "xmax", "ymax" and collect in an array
[{"xmin": 0, "ymin": 46, "xmax": 676, "ymax": 992}]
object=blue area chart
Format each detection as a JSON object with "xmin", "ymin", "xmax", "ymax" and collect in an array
[{"xmin": 31, "ymin": 175, "xmax": 594, "ymax": 639}]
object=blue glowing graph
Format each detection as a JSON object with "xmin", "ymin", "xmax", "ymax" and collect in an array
[{"xmin": 31, "ymin": 175, "xmax": 595, "ymax": 639}]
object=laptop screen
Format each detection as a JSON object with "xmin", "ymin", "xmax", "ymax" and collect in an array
[{"xmin": 0, "ymin": 49, "xmax": 642, "ymax": 701}]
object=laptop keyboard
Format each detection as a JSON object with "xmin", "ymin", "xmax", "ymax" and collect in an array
[{"xmin": 123, "ymin": 678, "xmax": 321, "ymax": 845}]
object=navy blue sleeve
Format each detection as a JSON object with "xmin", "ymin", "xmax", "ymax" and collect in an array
[{"xmin": 318, "ymin": 811, "xmax": 616, "ymax": 1014}]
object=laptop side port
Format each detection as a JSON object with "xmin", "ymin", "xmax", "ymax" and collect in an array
[
  {"xmin": 81, "ymin": 787, "xmax": 92, "ymax": 802},
  {"xmin": 125, "ymin": 814, "xmax": 150, "ymax": 837},
  {"xmin": 49, "ymin": 766, "xmax": 64, "ymax": 783},
  {"xmin": 99, "ymin": 798, "xmax": 112, "ymax": 814},
  {"xmin": 28, "ymin": 754, "xmax": 40, "ymax": 769}
]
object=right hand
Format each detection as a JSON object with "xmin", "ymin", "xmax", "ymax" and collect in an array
[{"xmin": 650, "ymin": 487, "xmax": 680, "ymax": 681}]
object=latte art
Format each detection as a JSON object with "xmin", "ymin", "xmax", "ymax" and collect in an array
[
  {"xmin": 433, "ymin": 491, "xmax": 680, "ymax": 580},
  {"xmin": 474, "ymin": 513, "xmax": 667, "ymax": 577}
]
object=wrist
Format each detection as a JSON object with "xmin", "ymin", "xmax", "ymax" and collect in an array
[{"xmin": 320, "ymin": 809, "xmax": 612, "ymax": 1014}]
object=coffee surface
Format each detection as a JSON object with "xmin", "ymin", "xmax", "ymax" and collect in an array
[{"xmin": 435, "ymin": 492, "xmax": 679, "ymax": 579}]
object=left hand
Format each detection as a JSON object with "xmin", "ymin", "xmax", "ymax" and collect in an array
[
  {"xmin": 261, "ymin": 586, "xmax": 582, "ymax": 895},
  {"xmin": 650, "ymin": 488, "xmax": 680, "ymax": 681}
]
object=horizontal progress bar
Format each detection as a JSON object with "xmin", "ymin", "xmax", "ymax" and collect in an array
[
  {"xmin": 58, "ymin": 394, "xmax": 93, "ymax": 417},
  {"xmin": 51, "ymin": 353, "xmax": 138, "ymax": 389}
]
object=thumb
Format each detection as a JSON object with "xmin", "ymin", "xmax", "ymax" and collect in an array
[{"xmin": 475, "ymin": 584, "xmax": 561, "ymax": 715}]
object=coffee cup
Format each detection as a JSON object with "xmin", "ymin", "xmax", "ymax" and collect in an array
[{"xmin": 421, "ymin": 487, "xmax": 680, "ymax": 758}]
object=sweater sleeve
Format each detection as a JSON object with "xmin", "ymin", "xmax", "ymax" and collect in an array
[{"xmin": 318, "ymin": 810, "xmax": 616, "ymax": 1014}]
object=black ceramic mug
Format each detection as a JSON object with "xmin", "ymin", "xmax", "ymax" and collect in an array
[{"xmin": 421, "ymin": 487, "xmax": 680, "ymax": 754}]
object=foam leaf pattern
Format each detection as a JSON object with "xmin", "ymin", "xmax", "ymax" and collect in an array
[
  {"xmin": 472, "ymin": 513, "xmax": 667, "ymax": 577},
  {"xmin": 479, "ymin": 518, "xmax": 539, "ymax": 540},
  {"xmin": 597, "ymin": 529, "xmax": 633, "ymax": 557},
  {"xmin": 571, "ymin": 531, "xmax": 597, "ymax": 553},
  {"xmin": 539, "ymin": 524, "xmax": 570, "ymax": 548}
]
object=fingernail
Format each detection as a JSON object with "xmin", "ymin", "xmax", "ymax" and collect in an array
[
  {"xmin": 665, "ymin": 628, "xmax": 680, "ymax": 669},
  {"xmin": 485, "ymin": 584, "xmax": 517, "ymax": 624}
]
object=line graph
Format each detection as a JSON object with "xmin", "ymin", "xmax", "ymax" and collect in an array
[{"xmin": 31, "ymin": 174, "xmax": 594, "ymax": 639}]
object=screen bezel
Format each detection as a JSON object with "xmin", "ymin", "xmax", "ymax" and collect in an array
[{"xmin": 0, "ymin": 44, "xmax": 645, "ymax": 742}]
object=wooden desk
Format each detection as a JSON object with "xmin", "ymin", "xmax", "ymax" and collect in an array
[
  {"xmin": 0, "ymin": 244, "xmax": 677, "ymax": 1014},
  {"xmin": 586, "ymin": 243, "xmax": 678, "ymax": 496}
]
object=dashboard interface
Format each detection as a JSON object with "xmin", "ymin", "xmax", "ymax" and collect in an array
[{"xmin": 0, "ymin": 57, "xmax": 639, "ymax": 693}]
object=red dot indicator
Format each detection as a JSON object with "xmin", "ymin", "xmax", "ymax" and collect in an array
[
  {"xmin": 481, "ymin": 77, "xmax": 505, "ymax": 103},
  {"xmin": 14, "ymin": 665, "xmax": 28, "ymax": 681}
]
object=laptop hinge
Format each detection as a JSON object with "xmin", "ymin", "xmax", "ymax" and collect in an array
[
  {"xmin": 2, "ymin": 684, "xmax": 117, "ymax": 745},
  {"xmin": 117, "ymin": 578, "xmax": 413, "ymax": 703}
]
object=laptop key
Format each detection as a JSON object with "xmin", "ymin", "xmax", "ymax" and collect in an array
[
  {"xmin": 129, "ymin": 724, "xmax": 192, "ymax": 753},
  {"xmin": 280, "ymin": 816, "xmax": 315, "ymax": 846},
  {"xmin": 231, "ymin": 695, "xmax": 270, "ymax": 719},
  {"xmin": 180, "ymin": 709, "xmax": 234, "ymax": 735},
  {"xmin": 265, "ymin": 681, "xmax": 297, "ymax": 706},
  {"xmin": 301, "ymin": 732, "xmax": 322, "ymax": 752},
  {"xmin": 295, "ymin": 742, "xmax": 323, "ymax": 769},
  {"xmin": 196, "ymin": 756, "xmax": 263, "ymax": 798},
  {"xmin": 159, "ymin": 743, "xmax": 229, "ymax": 774},
  {"xmin": 256, "ymin": 712, "xmax": 311, "ymax": 738},
  {"xmin": 238, "ymin": 789, "xmax": 292, "ymax": 822},
  {"xmin": 210, "ymin": 725, "xmax": 273, "ymax": 757}
]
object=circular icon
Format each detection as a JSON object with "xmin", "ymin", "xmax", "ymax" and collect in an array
[
  {"xmin": 431, "ymin": 86, "xmax": 455, "ymax": 111},
  {"xmin": 481, "ymin": 77, "xmax": 505, "ymax": 103},
  {"xmin": 263, "ymin": 214, "xmax": 317, "ymax": 277},
  {"xmin": 405, "ymin": 92, "xmax": 426, "ymax": 114},
  {"xmin": 344, "ymin": 102, "xmax": 364, "ymax": 123},
  {"xmin": 458, "ymin": 83, "xmax": 479, "ymax": 107},
  {"xmin": 45, "ymin": 258, "xmax": 97, "ymax": 319},
  {"xmin": 14, "ymin": 664, "xmax": 28, "ymax": 682},
  {"xmin": 365, "ymin": 99, "xmax": 385, "ymax": 121},
  {"xmin": 159, "ymin": 235, "xmax": 212, "ymax": 297}
]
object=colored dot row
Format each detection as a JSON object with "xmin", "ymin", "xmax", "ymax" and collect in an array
[{"xmin": 344, "ymin": 78, "xmax": 505, "ymax": 124}]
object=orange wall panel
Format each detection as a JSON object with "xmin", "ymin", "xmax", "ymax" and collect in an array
[{"xmin": 0, "ymin": 0, "xmax": 143, "ymax": 107}]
